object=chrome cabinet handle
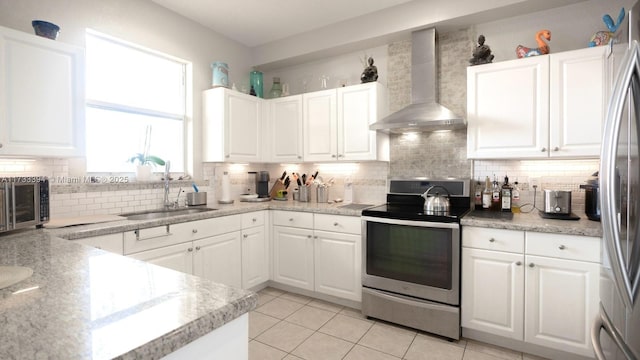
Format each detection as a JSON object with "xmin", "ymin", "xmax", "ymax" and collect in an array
[
  {"xmin": 192, "ymin": 229, "xmax": 198, "ymax": 234},
  {"xmin": 225, "ymin": 154, "xmax": 230, "ymax": 158},
  {"xmin": 0, "ymin": 143, "xmax": 3, "ymax": 148},
  {"xmin": 489, "ymin": 238, "xmax": 495, "ymax": 243},
  {"xmin": 243, "ymin": 234, "xmax": 248, "ymax": 238},
  {"xmin": 289, "ymin": 218, "xmax": 294, "ymax": 222},
  {"xmin": 553, "ymin": 146, "xmax": 560, "ymax": 151},
  {"xmin": 558, "ymin": 245, "xmax": 566, "ymax": 250},
  {"xmin": 331, "ymin": 154, "xmax": 337, "ymax": 158},
  {"xmin": 195, "ymin": 246, "xmax": 201, "ymax": 251},
  {"xmin": 333, "ymin": 222, "xmax": 339, "ymax": 226},
  {"xmin": 541, "ymin": 147, "xmax": 547, "ymax": 152},
  {"xmin": 297, "ymin": 156, "xmax": 302, "ymax": 159},
  {"xmin": 307, "ymin": 235, "xmax": 312, "ymax": 238},
  {"xmin": 338, "ymin": 154, "xmax": 344, "ymax": 158},
  {"xmin": 252, "ymin": 218, "xmax": 257, "ymax": 222},
  {"xmin": 515, "ymin": 261, "xmax": 522, "ymax": 266},
  {"xmin": 188, "ymin": 247, "xmax": 193, "ymax": 252},
  {"xmin": 529, "ymin": 263, "xmax": 535, "ymax": 268}
]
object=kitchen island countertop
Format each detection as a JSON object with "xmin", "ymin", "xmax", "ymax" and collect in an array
[
  {"xmin": 0, "ymin": 230, "xmax": 257, "ymax": 359},
  {"xmin": 461, "ymin": 209, "xmax": 603, "ymax": 237}
]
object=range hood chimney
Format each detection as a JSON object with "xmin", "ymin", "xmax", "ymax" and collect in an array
[{"xmin": 370, "ymin": 28, "xmax": 466, "ymax": 133}]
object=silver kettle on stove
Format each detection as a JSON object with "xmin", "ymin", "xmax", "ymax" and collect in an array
[{"xmin": 421, "ymin": 185, "xmax": 450, "ymax": 214}]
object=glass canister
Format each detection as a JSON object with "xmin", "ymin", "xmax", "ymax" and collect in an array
[
  {"xmin": 211, "ymin": 62, "xmax": 229, "ymax": 88},
  {"xmin": 249, "ymin": 70, "xmax": 263, "ymax": 98},
  {"xmin": 269, "ymin": 77, "xmax": 283, "ymax": 98}
]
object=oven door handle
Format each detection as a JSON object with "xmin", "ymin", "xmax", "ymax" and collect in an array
[{"xmin": 362, "ymin": 216, "xmax": 460, "ymax": 229}]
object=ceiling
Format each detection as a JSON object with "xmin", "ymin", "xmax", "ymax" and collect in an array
[{"xmin": 151, "ymin": 0, "xmax": 415, "ymax": 47}]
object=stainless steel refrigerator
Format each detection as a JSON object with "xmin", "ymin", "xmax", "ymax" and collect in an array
[{"xmin": 592, "ymin": 3, "xmax": 640, "ymax": 359}]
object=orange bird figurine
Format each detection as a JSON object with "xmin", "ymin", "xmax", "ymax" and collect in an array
[{"xmin": 516, "ymin": 30, "xmax": 551, "ymax": 58}]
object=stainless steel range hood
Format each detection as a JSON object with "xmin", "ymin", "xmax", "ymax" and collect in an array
[{"xmin": 370, "ymin": 28, "xmax": 466, "ymax": 133}]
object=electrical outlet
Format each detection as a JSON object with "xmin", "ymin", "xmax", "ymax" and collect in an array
[{"xmin": 530, "ymin": 177, "xmax": 540, "ymax": 189}]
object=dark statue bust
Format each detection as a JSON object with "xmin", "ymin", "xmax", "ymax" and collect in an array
[
  {"xmin": 470, "ymin": 35, "xmax": 494, "ymax": 66},
  {"xmin": 361, "ymin": 57, "xmax": 379, "ymax": 83}
]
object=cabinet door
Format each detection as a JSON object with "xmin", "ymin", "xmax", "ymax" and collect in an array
[
  {"xmin": 272, "ymin": 226, "xmax": 314, "ymax": 290},
  {"xmin": 337, "ymin": 83, "xmax": 379, "ymax": 161},
  {"xmin": 303, "ymin": 89, "xmax": 337, "ymax": 161},
  {"xmin": 242, "ymin": 226, "xmax": 269, "ymax": 289},
  {"xmin": 74, "ymin": 233, "xmax": 124, "ymax": 255},
  {"xmin": 467, "ymin": 56, "xmax": 549, "ymax": 159},
  {"xmin": 461, "ymin": 248, "xmax": 524, "ymax": 340},
  {"xmin": 0, "ymin": 25, "xmax": 85, "ymax": 157},
  {"xmin": 549, "ymin": 46, "xmax": 607, "ymax": 157},
  {"xmin": 194, "ymin": 231, "xmax": 242, "ymax": 288},
  {"xmin": 225, "ymin": 91, "xmax": 262, "ymax": 162},
  {"xmin": 128, "ymin": 242, "xmax": 194, "ymax": 274},
  {"xmin": 524, "ymin": 255, "xmax": 600, "ymax": 357},
  {"xmin": 268, "ymin": 95, "xmax": 303, "ymax": 162},
  {"xmin": 314, "ymin": 230, "xmax": 361, "ymax": 301},
  {"xmin": 202, "ymin": 88, "xmax": 261, "ymax": 162}
]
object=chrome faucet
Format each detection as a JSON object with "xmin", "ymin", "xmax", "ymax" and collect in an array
[{"xmin": 163, "ymin": 161, "xmax": 172, "ymax": 208}]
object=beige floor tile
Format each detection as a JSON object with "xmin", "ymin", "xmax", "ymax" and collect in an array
[
  {"xmin": 344, "ymin": 344, "xmax": 401, "ymax": 360},
  {"xmin": 249, "ymin": 340, "xmax": 287, "ymax": 360},
  {"xmin": 404, "ymin": 333, "xmax": 464, "ymax": 360},
  {"xmin": 280, "ymin": 292, "xmax": 314, "ymax": 304},
  {"xmin": 249, "ymin": 311, "xmax": 280, "ymax": 339},
  {"xmin": 522, "ymin": 353, "xmax": 548, "ymax": 360},
  {"xmin": 255, "ymin": 321, "xmax": 314, "ymax": 353},
  {"xmin": 463, "ymin": 349, "xmax": 518, "ymax": 360},
  {"xmin": 307, "ymin": 298, "xmax": 344, "ymax": 313},
  {"xmin": 417, "ymin": 332, "xmax": 467, "ymax": 349},
  {"xmin": 260, "ymin": 287, "xmax": 286, "ymax": 297},
  {"xmin": 357, "ymin": 322, "xmax": 416, "ymax": 358},
  {"xmin": 285, "ymin": 305, "xmax": 336, "ymax": 330},
  {"xmin": 339, "ymin": 306, "xmax": 369, "ymax": 320},
  {"xmin": 318, "ymin": 313, "xmax": 374, "ymax": 343},
  {"xmin": 283, "ymin": 355, "xmax": 304, "ymax": 360},
  {"xmin": 255, "ymin": 297, "xmax": 305, "ymax": 319},
  {"xmin": 257, "ymin": 293, "xmax": 276, "ymax": 307},
  {"xmin": 291, "ymin": 332, "xmax": 354, "ymax": 360},
  {"xmin": 464, "ymin": 340, "xmax": 522, "ymax": 360}
]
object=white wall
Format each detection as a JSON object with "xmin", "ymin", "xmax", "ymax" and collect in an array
[{"xmin": 0, "ymin": 0, "xmax": 252, "ymax": 179}]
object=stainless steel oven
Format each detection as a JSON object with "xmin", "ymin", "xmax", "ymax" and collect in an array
[{"xmin": 361, "ymin": 179, "xmax": 470, "ymax": 340}]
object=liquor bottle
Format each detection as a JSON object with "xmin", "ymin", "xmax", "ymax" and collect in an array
[
  {"xmin": 511, "ymin": 179, "xmax": 521, "ymax": 213},
  {"xmin": 474, "ymin": 177, "xmax": 483, "ymax": 210},
  {"xmin": 482, "ymin": 176, "xmax": 491, "ymax": 210},
  {"xmin": 491, "ymin": 175, "xmax": 501, "ymax": 211},
  {"xmin": 501, "ymin": 175, "xmax": 512, "ymax": 212}
]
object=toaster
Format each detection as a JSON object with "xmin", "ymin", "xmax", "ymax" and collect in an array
[{"xmin": 543, "ymin": 190, "xmax": 572, "ymax": 215}]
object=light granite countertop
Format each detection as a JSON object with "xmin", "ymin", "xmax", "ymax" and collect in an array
[
  {"xmin": 0, "ymin": 229, "xmax": 257, "ymax": 359},
  {"xmin": 461, "ymin": 210, "xmax": 603, "ymax": 237}
]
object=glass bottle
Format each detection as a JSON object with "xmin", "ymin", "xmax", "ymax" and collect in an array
[
  {"xmin": 491, "ymin": 175, "xmax": 501, "ymax": 211},
  {"xmin": 269, "ymin": 77, "xmax": 283, "ymax": 98},
  {"xmin": 482, "ymin": 176, "xmax": 492, "ymax": 210},
  {"xmin": 249, "ymin": 70, "xmax": 263, "ymax": 98},
  {"xmin": 474, "ymin": 177, "xmax": 483, "ymax": 210},
  {"xmin": 501, "ymin": 175, "xmax": 512, "ymax": 212},
  {"xmin": 511, "ymin": 179, "xmax": 521, "ymax": 213}
]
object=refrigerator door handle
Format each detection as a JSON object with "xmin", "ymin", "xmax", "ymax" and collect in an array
[
  {"xmin": 591, "ymin": 303, "xmax": 638, "ymax": 360},
  {"xmin": 601, "ymin": 40, "xmax": 640, "ymax": 309}
]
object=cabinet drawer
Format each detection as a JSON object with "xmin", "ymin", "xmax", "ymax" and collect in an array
[
  {"xmin": 314, "ymin": 213, "xmax": 361, "ymax": 235},
  {"xmin": 173, "ymin": 215, "xmax": 242, "ymax": 241},
  {"xmin": 242, "ymin": 211, "xmax": 265, "ymax": 228},
  {"xmin": 526, "ymin": 232, "xmax": 600, "ymax": 262},
  {"xmin": 124, "ymin": 224, "xmax": 188, "ymax": 254},
  {"xmin": 73, "ymin": 233, "xmax": 124, "ymax": 255},
  {"xmin": 462, "ymin": 226, "xmax": 525, "ymax": 253},
  {"xmin": 272, "ymin": 210, "xmax": 313, "ymax": 228}
]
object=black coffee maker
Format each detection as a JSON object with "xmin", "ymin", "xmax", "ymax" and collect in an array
[
  {"xmin": 256, "ymin": 171, "xmax": 270, "ymax": 198},
  {"xmin": 580, "ymin": 171, "xmax": 600, "ymax": 221}
]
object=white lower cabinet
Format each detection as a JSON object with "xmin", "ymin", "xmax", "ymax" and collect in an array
[
  {"xmin": 129, "ymin": 242, "xmax": 194, "ymax": 274},
  {"xmin": 271, "ymin": 210, "xmax": 361, "ymax": 301},
  {"xmin": 194, "ymin": 231, "xmax": 242, "ymax": 289},
  {"xmin": 461, "ymin": 226, "xmax": 600, "ymax": 357},
  {"xmin": 73, "ymin": 233, "xmax": 124, "ymax": 255},
  {"xmin": 241, "ymin": 211, "xmax": 269, "ymax": 289}
]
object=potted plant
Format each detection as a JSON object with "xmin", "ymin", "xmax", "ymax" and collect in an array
[{"xmin": 128, "ymin": 126, "xmax": 165, "ymax": 181}]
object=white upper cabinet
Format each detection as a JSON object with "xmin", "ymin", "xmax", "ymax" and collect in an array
[
  {"xmin": 267, "ymin": 95, "xmax": 303, "ymax": 162},
  {"xmin": 467, "ymin": 46, "xmax": 611, "ymax": 159},
  {"xmin": 303, "ymin": 82, "xmax": 388, "ymax": 162},
  {"xmin": 203, "ymin": 88, "xmax": 262, "ymax": 162},
  {"xmin": 0, "ymin": 25, "xmax": 85, "ymax": 157}
]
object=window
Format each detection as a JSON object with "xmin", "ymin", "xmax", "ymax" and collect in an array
[{"xmin": 85, "ymin": 31, "xmax": 187, "ymax": 173}]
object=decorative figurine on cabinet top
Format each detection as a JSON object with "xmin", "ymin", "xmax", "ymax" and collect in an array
[
  {"xmin": 470, "ymin": 35, "xmax": 494, "ymax": 65},
  {"xmin": 516, "ymin": 29, "xmax": 551, "ymax": 58},
  {"xmin": 360, "ymin": 56, "xmax": 379, "ymax": 83},
  {"xmin": 589, "ymin": 7, "xmax": 625, "ymax": 47}
]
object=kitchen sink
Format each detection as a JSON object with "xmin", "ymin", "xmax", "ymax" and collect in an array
[{"xmin": 121, "ymin": 207, "xmax": 218, "ymax": 220}]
